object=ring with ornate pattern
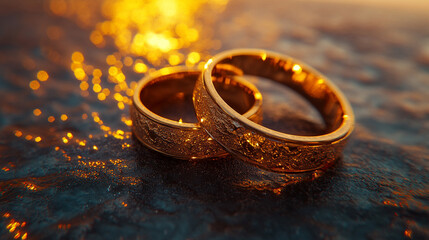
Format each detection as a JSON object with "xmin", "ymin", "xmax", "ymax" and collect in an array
[
  {"xmin": 193, "ymin": 49, "xmax": 354, "ymax": 172},
  {"xmin": 131, "ymin": 66, "xmax": 262, "ymax": 160}
]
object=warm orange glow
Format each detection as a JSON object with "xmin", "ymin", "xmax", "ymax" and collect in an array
[
  {"xmin": 49, "ymin": 0, "xmax": 230, "ymax": 130},
  {"xmin": 121, "ymin": 116, "xmax": 132, "ymax": 126},
  {"xmin": 70, "ymin": 62, "xmax": 81, "ymax": 71},
  {"xmin": 93, "ymin": 68, "xmax": 102, "ymax": 77},
  {"xmin": 38, "ymin": 0, "xmax": 229, "ymax": 189},
  {"xmin": 71, "ymin": 51, "xmax": 84, "ymax": 62},
  {"xmin": 404, "ymin": 229, "xmax": 412, "ymax": 238},
  {"xmin": 9, "ymin": 223, "xmax": 18, "ymax": 232},
  {"xmin": 112, "ymin": 130, "xmax": 124, "ymax": 139},
  {"xmin": 185, "ymin": 28, "xmax": 199, "ymax": 42},
  {"xmin": 79, "ymin": 0, "xmax": 227, "ymax": 67},
  {"xmin": 48, "ymin": 116, "xmax": 55, "ymax": 122},
  {"xmin": 273, "ymin": 188, "xmax": 282, "ymax": 195},
  {"xmin": 108, "ymin": 66, "xmax": 119, "ymax": 76},
  {"xmin": 98, "ymin": 93, "xmax": 106, "ymax": 101},
  {"xmin": 74, "ymin": 68, "xmax": 86, "ymax": 80},
  {"xmin": 90, "ymin": 30, "xmax": 105, "ymax": 46},
  {"xmin": 93, "ymin": 84, "xmax": 102, "ymax": 92},
  {"xmin": 29, "ymin": 80, "xmax": 40, "ymax": 90},
  {"xmin": 168, "ymin": 54, "xmax": 181, "ymax": 65},
  {"xmin": 33, "ymin": 108, "xmax": 42, "ymax": 116},
  {"xmin": 50, "ymin": 0, "xmax": 67, "ymax": 16},
  {"xmin": 134, "ymin": 62, "xmax": 148, "ymax": 73},
  {"xmin": 123, "ymin": 56, "xmax": 133, "ymax": 66},
  {"xmin": 6, "ymin": 222, "xmax": 13, "ymax": 229},
  {"xmin": 117, "ymin": 102, "xmax": 125, "ymax": 110},
  {"xmin": 204, "ymin": 59, "xmax": 213, "ymax": 69},
  {"xmin": 91, "ymin": 114, "xmax": 101, "ymax": 123},
  {"xmin": 58, "ymin": 224, "xmax": 71, "ymax": 229},
  {"xmin": 116, "ymin": 73, "xmax": 126, "ymax": 82},
  {"xmin": 293, "ymin": 72, "xmax": 307, "ymax": 82},
  {"xmin": 187, "ymin": 52, "xmax": 200, "ymax": 65},
  {"xmin": 101, "ymin": 125, "xmax": 110, "ymax": 132},
  {"xmin": 292, "ymin": 64, "xmax": 302, "ymax": 73},
  {"xmin": 261, "ymin": 52, "xmax": 267, "ymax": 61},
  {"xmin": 106, "ymin": 55, "xmax": 117, "ymax": 65},
  {"xmin": 37, "ymin": 70, "xmax": 49, "ymax": 81},
  {"xmin": 14, "ymin": 130, "xmax": 23, "ymax": 137},
  {"xmin": 80, "ymin": 81, "xmax": 89, "ymax": 91},
  {"xmin": 23, "ymin": 182, "xmax": 38, "ymax": 191},
  {"xmin": 114, "ymin": 93, "xmax": 123, "ymax": 101},
  {"xmin": 125, "ymin": 88, "xmax": 134, "ymax": 96}
]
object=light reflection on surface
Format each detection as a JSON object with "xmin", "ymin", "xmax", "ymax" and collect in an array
[
  {"xmin": 3, "ymin": 208, "xmax": 28, "ymax": 239},
  {"xmin": 41, "ymin": 0, "xmax": 230, "ymax": 156},
  {"xmin": 49, "ymin": 0, "xmax": 226, "ymax": 66},
  {"xmin": 4, "ymin": 1, "xmax": 229, "ymax": 237}
]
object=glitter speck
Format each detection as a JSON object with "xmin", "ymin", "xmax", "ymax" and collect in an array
[
  {"xmin": 60, "ymin": 114, "xmax": 68, "ymax": 121},
  {"xmin": 14, "ymin": 130, "xmax": 23, "ymax": 137},
  {"xmin": 33, "ymin": 109, "xmax": 42, "ymax": 116},
  {"xmin": 48, "ymin": 116, "xmax": 55, "ymax": 122},
  {"xmin": 37, "ymin": 70, "xmax": 49, "ymax": 81},
  {"xmin": 292, "ymin": 64, "xmax": 302, "ymax": 73},
  {"xmin": 29, "ymin": 80, "xmax": 40, "ymax": 90}
]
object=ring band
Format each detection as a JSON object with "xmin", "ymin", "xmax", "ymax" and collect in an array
[
  {"xmin": 131, "ymin": 67, "xmax": 262, "ymax": 160},
  {"xmin": 193, "ymin": 49, "xmax": 355, "ymax": 172}
]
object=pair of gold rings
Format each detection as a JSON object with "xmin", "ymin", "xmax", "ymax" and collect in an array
[{"xmin": 130, "ymin": 49, "xmax": 355, "ymax": 173}]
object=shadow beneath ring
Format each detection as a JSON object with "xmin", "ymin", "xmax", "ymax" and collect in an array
[{"xmin": 131, "ymin": 135, "xmax": 342, "ymax": 214}]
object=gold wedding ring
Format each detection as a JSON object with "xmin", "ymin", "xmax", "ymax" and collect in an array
[
  {"xmin": 193, "ymin": 49, "xmax": 355, "ymax": 172},
  {"xmin": 131, "ymin": 67, "xmax": 262, "ymax": 160}
]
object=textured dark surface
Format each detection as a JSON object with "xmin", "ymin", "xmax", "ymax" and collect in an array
[{"xmin": 1, "ymin": 0, "xmax": 429, "ymax": 239}]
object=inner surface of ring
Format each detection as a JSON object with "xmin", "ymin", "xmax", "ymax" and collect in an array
[
  {"xmin": 212, "ymin": 55, "xmax": 345, "ymax": 132},
  {"xmin": 140, "ymin": 71, "xmax": 256, "ymax": 123}
]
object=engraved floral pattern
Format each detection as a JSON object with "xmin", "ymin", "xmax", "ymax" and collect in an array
[{"xmin": 194, "ymin": 72, "xmax": 348, "ymax": 172}]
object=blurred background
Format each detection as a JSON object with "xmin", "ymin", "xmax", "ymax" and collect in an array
[{"xmin": 0, "ymin": 0, "xmax": 428, "ymax": 239}]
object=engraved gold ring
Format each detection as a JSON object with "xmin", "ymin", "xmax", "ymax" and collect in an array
[
  {"xmin": 193, "ymin": 49, "xmax": 355, "ymax": 172},
  {"xmin": 131, "ymin": 66, "xmax": 262, "ymax": 160}
]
